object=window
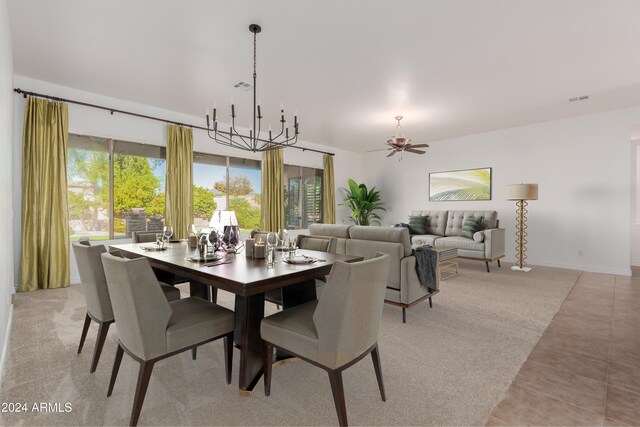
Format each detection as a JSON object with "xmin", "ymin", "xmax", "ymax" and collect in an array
[
  {"xmin": 193, "ymin": 154, "xmax": 262, "ymax": 232},
  {"xmin": 68, "ymin": 134, "xmax": 263, "ymax": 239},
  {"xmin": 284, "ymin": 165, "xmax": 323, "ymax": 229},
  {"xmin": 67, "ymin": 135, "xmax": 166, "ymax": 240}
]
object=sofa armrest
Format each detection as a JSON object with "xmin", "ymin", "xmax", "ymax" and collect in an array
[
  {"xmin": 483, "ymin": 228, "xmax": 505, "ymax": 260},
  {"xmin": 400, "ymin": 256, "xmax": 433, "ymax": 305}
]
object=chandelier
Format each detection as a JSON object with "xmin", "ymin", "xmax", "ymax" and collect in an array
[{"xmin": 205, "ymin": 24, "xmax": 299, "ymax": 152}]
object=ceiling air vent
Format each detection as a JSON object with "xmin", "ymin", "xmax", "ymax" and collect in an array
[
  {"xmin": 568, "ymin": 95, "xmax": 589, "ymax": 103},
  {"xmin": 233, "ymin": 81, "xmax": 252, "ymax": 91}
]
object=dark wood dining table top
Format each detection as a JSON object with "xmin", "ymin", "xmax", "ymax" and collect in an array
[{"xmin": 110, "ymin": 242, "xmax": 363, "ymax": 297}]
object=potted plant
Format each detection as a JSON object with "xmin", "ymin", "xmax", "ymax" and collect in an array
[{"xmin": 339, "ymin": 178, "xmax": 386, "ymax": 225}]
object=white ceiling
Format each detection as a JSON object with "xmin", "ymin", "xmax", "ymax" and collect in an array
[{"xmin": 8, "ymin": 0, "xmax": 640, "ymax": 152}]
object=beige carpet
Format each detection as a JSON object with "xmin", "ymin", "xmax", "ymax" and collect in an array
[{"xmin": 0, "ymin": 261, "xmax": 580, "ymax": 426}]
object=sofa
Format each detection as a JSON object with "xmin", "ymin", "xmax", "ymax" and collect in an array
[
  {"xmin": 407, "ymin": 210, "xmax": 505, "ymax": 272},
  {"xmin": 308, "ymin": 224, "xmax": 438, "ymax": 323}
]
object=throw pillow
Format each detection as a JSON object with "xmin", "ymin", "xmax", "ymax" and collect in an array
[
  {"xmin": 461, "ymin": 216, "xmax": 483, "ymax": 239},
  {"xmin": 473, "ymin": 231, "xmax": 484, "ymax": 242},
  {"xmin": 408, "ymin": 215, "xmax": 429, "ymax": 235}
]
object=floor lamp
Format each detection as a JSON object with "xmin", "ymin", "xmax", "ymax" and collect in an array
[{"xmin": 507, "ymin": 184, "xmax": 538, "ymax": 272}]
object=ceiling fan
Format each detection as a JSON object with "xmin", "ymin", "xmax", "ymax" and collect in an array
[{"xmin": 369, "ymin": 116, "xmax": 429, "ymax": 157}]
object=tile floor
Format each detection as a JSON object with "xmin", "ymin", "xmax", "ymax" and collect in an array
[{"xmin": 488, "ymin": 272, "xmax": 640, "ymax": 426}]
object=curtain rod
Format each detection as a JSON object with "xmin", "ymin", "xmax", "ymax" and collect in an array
[{"xmin": 13, "ymin": 88, "xmax": 335, "ymax": 157}]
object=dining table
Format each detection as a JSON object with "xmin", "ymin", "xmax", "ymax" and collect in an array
[{"xmin": 109, "ymin": 241, "xmax": 363, "ymax": 394}]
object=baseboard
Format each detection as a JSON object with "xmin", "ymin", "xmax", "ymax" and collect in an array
[
  {"xmin": 70, "ymin": 274, "xmax": 80, "ymax": 285},
  {"xmin": 0, "ymin": 303, "xmax": 14, "ymax": 384},
  {"xmin": 518, "ymin": 259, "xmax": 632, "ymax": 276}
]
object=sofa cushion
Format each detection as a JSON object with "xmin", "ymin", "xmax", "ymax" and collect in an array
[
  {"xmin": 445, "ymin": 211, "xmax": 498, "ymax": 237},
  {"xmin": 408, "ymin": 215, "xmax": 428, "ymax": 234},
  {"xmin": 435, "ymin": 236, "xmax": 485, "ymax": 251},
  {"xmin": 410, "ymin": 235, "xmax": 441, "ymax": 247},
  {"xmin": 308, "ymin": 224, "xmax": 351, "ymax": 238},
  {"xmin": 461, "ymin": 216, "xmax": 483, "ymax": 239},
  {"xmin": 348, "ymin": 226, "xmax": 412, "ymax": 257},
  {"xmin": 410, "ymin": 210, "xmax": 448, "ymax": 236}
]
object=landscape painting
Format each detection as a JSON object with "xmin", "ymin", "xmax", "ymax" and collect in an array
[{"xmin": 429, "ymin": 168, "xmax": 492, "ymax": 201}]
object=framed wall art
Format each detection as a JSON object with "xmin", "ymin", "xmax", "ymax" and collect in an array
[{"xmin": 429, "ymin": 167, "xmax": 492, "ymax": 201}]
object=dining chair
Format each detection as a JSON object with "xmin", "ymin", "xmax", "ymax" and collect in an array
[
  {"xmin": 131, "ymin": 231, "xmax": 159, "ymax": 243},
  {"xmin": 261, "ymin": 253, "xmax": 391, "ymax": 426},
  {"xmin": 264, "ymin": 234, "xmax": 337, "ymax": 308},
  {"xmin": 101, "ymin": 252, "xmax": 235, "ymax": 427},
  {"xmin": 72, "ymin": 242, "xmax": 181, "ymax": 373}
]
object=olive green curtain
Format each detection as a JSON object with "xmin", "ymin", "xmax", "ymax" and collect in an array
[
  {"xmin": 322, "ymin": 154, "xmax": 336, "ymax": 224},
  {"xmin": 165, "ymin": 124, "xmax": 193, "ymax": 239},
  {"xmin": 19, "ymin": 97, "xmax": 70, "ymax": 292},
  {"xmin": 260, "ymin": 148, "xmax": 284, "ymax": 232}
]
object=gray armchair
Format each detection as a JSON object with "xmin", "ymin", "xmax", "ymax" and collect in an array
[
  {"xmin": 261, "ymin": 253, "xmax": 391, "ymax": 426},
  {"xmin": 72, "ymin": 242, "xmax": 180, "ymax": 373},
  {"xmin": 101, "ymin": 253, "xmax": 235, "ymax": 426}
]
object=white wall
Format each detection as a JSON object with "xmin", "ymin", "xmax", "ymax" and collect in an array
[
  {"xmin": 0, "ymin": 0, "xmax": 14, "ymax": 375},
  {"xmin": 12, "ymin": 76, "xmax": 362, "ymax": 284},
  {"xmin": 362, "ymin": 107, "xmax": 640, "ymax": 276},
  {"xmin": 630, "ymin": 138, "xmax": 640, "ymax": 266}
]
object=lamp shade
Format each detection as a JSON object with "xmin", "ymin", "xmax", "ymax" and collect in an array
[
  {"xmin": 507, "ymin": 184, "xmax": 538, "ymax": 200},
  {"xmin": 209, "ymin": 210, "xmax": 239, "ymax": 229}
]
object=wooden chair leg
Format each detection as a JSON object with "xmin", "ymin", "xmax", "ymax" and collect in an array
[
  {"xmin": 77, "ymin": 313, "xmax": 91, "ymax": 354},
  {"xmin": 224, "ymin": 332, "xmax": 233, "ymax": 385},
  {"xmin": 191, "ymin": 347, "xmax": 197, "ymax": 360},
  {"xmin": 263, "ymin": 341, "xmax": 273, "ymax": 396},
  {"xmin": 130, "ymin": 360, "xmax": 155, "ymax": 427},
  {"xmin": 90, "ymin": 321, "xmax": 112, "ymax": 373},
  {"xmin": 497, "ymin": 259, "xmax": 501, "ymax": 268},
  {"xmin": 107, "ymin": 344, "xmax": 124, "ymax": 397},
  {"xmin": 370, "ymin": 345, "xmax": 386, "ymax": 402},
  {"xmin": 328, "ymin": 370, "xmax": 348, "ymax": 426}
]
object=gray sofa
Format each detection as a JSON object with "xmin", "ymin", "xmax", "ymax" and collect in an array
[
  {"xmin": 408, "ymin": 210, "xmax": 505, "ymax": 272},
  {"xmin": 308, "ymin": 224, "xmax": 437, "ymax": 323}
]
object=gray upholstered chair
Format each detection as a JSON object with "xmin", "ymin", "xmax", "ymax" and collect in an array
[
  {"xmin": 131, "ymin": 231, "xmax": 159, "ymax": 243},
  {"xmin": 101, "ymin": 252, "xmax": 235, "ymax": 427},
  {"xmin": 264, "ymin": 234, "xmax": 337, "ymax": 307},
  {"xmin": 72, "ymin": 242, "xmax": 180, "ymax": 373},
  {"xmin": 261, "ymin": 253, "xmax": 391, "ymax": 427}
]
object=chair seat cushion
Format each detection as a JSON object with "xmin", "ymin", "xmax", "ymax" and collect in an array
[
  {"xmin": 160, "ymin": 283, "xmax": 181, "ymax": 302},
  {"xmin": 166, "ymin": 297, "xmax": 235, "ymax": 353},
  {"xmin": 435, "ymin": 236, "xmax": 485, "ymax": 251},
  {"xmin": 261, "ymin": 300, "xmax": 319, "ymax": 362}
]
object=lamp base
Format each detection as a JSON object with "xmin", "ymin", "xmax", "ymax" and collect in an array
[{"xmin": 511, "ymin": 266, "xmax": 532, "ymax": 272}]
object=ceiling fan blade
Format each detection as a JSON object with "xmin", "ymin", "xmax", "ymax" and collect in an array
[
  {"xmin": 404, "ymin": 148, "xmax": 426, "ymax": 154},
  {"xmin": 386, "ymin": 150, "xmax": 397, "ymax": 157},
  {"xmin": 409, "ymin": 143, "xmax": 430, "ymax": 148},
  {"xmin": 366, "ymin": 148, "xmax": 391, "ymax": 152}
]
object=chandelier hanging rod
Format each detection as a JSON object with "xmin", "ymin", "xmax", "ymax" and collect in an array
[
  {"xmin": 205, "ymin": 24, "xmax": 299, "ymax": 153},
  {"xmin": 13, "ymin": 88, "xmax": 334, "ymax": 156}
]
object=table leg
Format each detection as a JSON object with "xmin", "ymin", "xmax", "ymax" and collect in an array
[
  {"xmin": 189, "ymin": 281, "xmax": 208, "ymax": 300},
  {"xmin": 234, "ymin": 293, "xmax": 265, "ymax": 393}
]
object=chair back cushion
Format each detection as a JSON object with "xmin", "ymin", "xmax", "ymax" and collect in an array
[
  {"xmin": 296, "ymin": 235, "xmax": 336, "ymax": 253},
  {"xmin": 101, "ymin": 253, "xmax": 172, "ymax": 360},
  {"xmin": 132, "ymin": 231, "xmax": 159, "ymax": 243},
  {"xmin": 445, "ymin": 210, "xmax": 498, "ymax": 236},
  {"xmin": 72, "ymin": 242, "xmax": 114, "ymax": 322},
  {"xmin": 313, "ymin": 253, "xmax": 391, "ymax": 369}
]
